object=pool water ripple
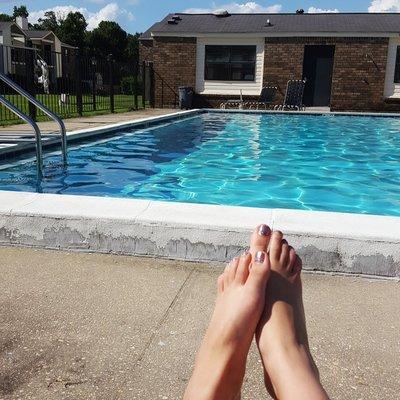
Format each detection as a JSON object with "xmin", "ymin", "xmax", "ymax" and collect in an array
[{"xmin": 1, "ymin": 112, "xmax": 400, "ymax": 216}]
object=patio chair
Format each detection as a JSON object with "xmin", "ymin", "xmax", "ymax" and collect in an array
[
  {"xmin": 220, "ymin": 90, "xmax": 244, "ymax": 109},
  {"xmin": 275, "ymin": 79, "xmax": 306, "ymax": 111},
  {"xmin": 243, "ymin": 86, "xmax": 278, "ymax": 110}
]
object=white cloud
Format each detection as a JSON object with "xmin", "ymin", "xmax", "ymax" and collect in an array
[
  {"xmin": 29, "ymin": 3, "xmax": 135, "ymax": 31},
  {"xmin": 307, "ymin": 6, "xmax": 339, "ymax": 13},
  {"xmin": 29, "ymin": 5, "xmax": 86, "ymax": 23},
  {"xmin": 184, "ymin": 2, "xmax": 282, "ymax": 14},
  {"xmin": 85, "ymin": 3, "xmax": 132, "ymax": 29},
  {"xmin": 368, "ymin": 0, "xmax": 400, "ymax": 12}
]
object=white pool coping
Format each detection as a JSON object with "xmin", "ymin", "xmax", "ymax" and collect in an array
[
  {"xmin": 1, "ymin": 109, "xmax": 400, "ymax": 277},
  {"xmin": 0, "ymin": 190, "xmax": 399, "ymax": 277}
]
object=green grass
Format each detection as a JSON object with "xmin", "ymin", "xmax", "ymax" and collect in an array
[{"xmin": 0, "ymin": 93, "xmax": 148, "ymax": 126}]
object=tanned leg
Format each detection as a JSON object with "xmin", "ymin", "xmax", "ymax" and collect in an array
[
  {"xmin": 184, "ymin": 227, "xmax": 271, "ymax": 400},
  {"xmin": 256, "ymin": 231, "xmax": 329, "ymax": 400}
]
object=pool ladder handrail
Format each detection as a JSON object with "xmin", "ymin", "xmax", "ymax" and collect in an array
[
  {"xmin": 0, "ymin": 72, "xmax": 67, "ymax": 176},
  {"xmin": 0, "ymin": 93, "xmax": 43, "ymax": 178}
]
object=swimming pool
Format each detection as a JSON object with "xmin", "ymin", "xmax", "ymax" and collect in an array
[{"xmin": 1, "ymin": 111, "xmax": 400, "ymax": 216}]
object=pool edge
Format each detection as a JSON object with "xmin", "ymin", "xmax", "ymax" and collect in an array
[
  {"xmin": 0, "ymin": 109, "xmax": 203, "ymax": 159},
  {"xmin": 3, "ymin": 107, "xmax": 400, "ymax": 159},
  {"xmin": 0, "ymin": 191, "xmax": 399, "ymax": 278}
]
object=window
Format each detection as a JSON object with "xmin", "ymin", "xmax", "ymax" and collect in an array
[
  {"xmin": 394, "ymin": 46, "xmax": 400, "ymax": 83},
  {"xmin": 204, "ymin": 45, "xmax": 256, "ymax": 81}
]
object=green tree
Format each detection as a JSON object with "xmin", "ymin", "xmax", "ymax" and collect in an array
[
  {"xmin": 12, "ymin": 5, "xmax": 28, "ymax": 18},
  {"xmin": 87, "ymin": 21, "xmax": 128, "ymax": 61},
  {"xmin": 58, "ymin": 12, "xmax": 87, "ymax": 49},
  {"xmin": 125, "ymin": 33, "xmax": 141, "ymax": 60},
  {"xmin": 34, "ymin": 11, "xmax": 59, "ymax": 34},
  {"xmin": 0, "ymin": 13, "xmax": 13, "ymax": 22}
]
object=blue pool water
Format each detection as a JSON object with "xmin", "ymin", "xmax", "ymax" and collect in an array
[{"xmin": 1, "ymin": 112, "xmax": 400, "ymax": 216}]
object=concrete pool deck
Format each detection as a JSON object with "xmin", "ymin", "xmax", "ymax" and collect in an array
[{"xmin": 0, "ymin": 247, "xmax": 398, "ymax": 399}]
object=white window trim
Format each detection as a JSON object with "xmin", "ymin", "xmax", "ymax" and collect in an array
[
  {"xmin": 196, "ymin": 37, "xmax": 264, "ymax": 96},
  {"xmin": 384, "ymin": 37, "xmax": 400, "ymax": 99}
]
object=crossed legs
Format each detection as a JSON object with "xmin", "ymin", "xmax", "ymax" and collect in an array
[{"xmin": 184, "ymin": 225, "xmax": 329, "ymax": 400}]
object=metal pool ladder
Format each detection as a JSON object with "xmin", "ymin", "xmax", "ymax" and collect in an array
[{"xmin": 0, "ymin": 72, "xmax": 67, "ymax": 178}]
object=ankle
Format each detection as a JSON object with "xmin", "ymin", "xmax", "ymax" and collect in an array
[
  {"xmin": 184, "ymin": 333, "xmax": 248, "ymax": 399},
  {"xmin": 185, "ymin": 349, "xmax": 246, "ymax": 400},
  {"xmin": 261, "ymin": 339, "xmax": 311, "ymax": 372},
  {"xmin": 261, "ymin": 344, "xmax": 327, "ymax": 400}
]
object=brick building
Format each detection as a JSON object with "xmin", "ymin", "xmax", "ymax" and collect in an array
[{"xmin": 140, "ymin": 12, "xmax": 400, "ymax": 112}]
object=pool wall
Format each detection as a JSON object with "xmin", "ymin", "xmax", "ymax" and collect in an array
[
  {"xmin": 0, "ymin": 109, "xmax": 201, "ymax": 160},
  {"xmin": 0, "ymin": 191, "xmax": 399, "ymax": 278}
]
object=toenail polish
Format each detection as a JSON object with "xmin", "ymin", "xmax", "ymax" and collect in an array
[
  {"xmin": 255, "ymin": 251, "xmax": 265, "ymax": 263},
  {"xmin": 258, "ymin": 224, "xmax": 271, "ymax": 236}
]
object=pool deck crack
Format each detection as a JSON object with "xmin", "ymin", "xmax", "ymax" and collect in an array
[
  {"xmin": 133, "ymin": 267, "xmax": 195, "ymax": 366},
  {"xmin": 133, "ymin": 201, "xmax": 152, "ymax": 222}
]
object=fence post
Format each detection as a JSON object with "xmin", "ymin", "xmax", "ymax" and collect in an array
[
  {"xmin": 134, "ymin": 59, "xmax": 138, "ymax": 110},
  {"xmin": 108, "ymin": 54, "xmax": 114, "ymax": 113},
  {"xmin": 0, "ymin": 45, "xmax": 5, "ymax": 75},
  {"xmin": 142, "ymin": 61, "xmax": 146, "ymax": 109},
  {"xmin": 26, "ymin": 48, "xmax": 37, "ymax": 121},
  {"xmin": 91, "ymin": 57, "xmax": 97, "ymax": 111},
  {"xmin": 161, "ymin": 80, "xmax": 164, "ymax": 109},
  {"xmin": 75, "ymin": 49, "xmax": 83, "ymax": 116}
]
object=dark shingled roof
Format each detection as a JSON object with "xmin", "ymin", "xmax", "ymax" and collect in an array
[
  {"xmin": 24, "ymin": 30, "xmax": 53, "ymax": 39},
  {"xmin": 140, "ymin": 13, "xmax": 400, "ymax": 39}
]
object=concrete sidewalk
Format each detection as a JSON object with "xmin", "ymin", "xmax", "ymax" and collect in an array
[
  {"xmin": 0, "ymin": 247, "xmax": 399, "ymax": 399},
  {"xmin": 0, "ymin": 109, "xmax": 175, "ymax": 134}
]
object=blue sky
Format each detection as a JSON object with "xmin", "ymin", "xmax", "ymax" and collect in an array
[{"xmin": 0, "ymin": 1, "xmax": 398, "ymax": 33}]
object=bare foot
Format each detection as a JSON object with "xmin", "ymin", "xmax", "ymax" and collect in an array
[
  {"xmin": 184, "ymin": 231, "xmax": 271, "ymax": 400},
  {"xmin": 255, "ymin": 231, "xmax": 329, "ymax": 400}
]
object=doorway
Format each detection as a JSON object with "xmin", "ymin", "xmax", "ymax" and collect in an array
[{"xmin": 302, "ymin": 45, "xmax": 335, "ymax": 107}]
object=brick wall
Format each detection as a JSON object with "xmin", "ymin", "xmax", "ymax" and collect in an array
[
  {"xmin": 141, "ymin": 35, "xmax": 400, "ymax": 112},
  {"xmin": 263, "ymin": 37, "xmax": 400, "ymax": 111},
  {"xmin": 140, "ymin": 37, "xmax": 196, "ymax": 108},
  {"xmin": 330, "ymin": 38, "xmax": 388, "ymax": 111},
  {"xmin": 263, "ymin": 38, "xmax": 304, "ymax": 104},
  {"xmin": 139, "ymin": 39, "xmax": 153, "ymax": 63}
]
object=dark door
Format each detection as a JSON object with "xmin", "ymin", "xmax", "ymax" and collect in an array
[{"xmin": 302, "ymin": 45, "xmax": 335, "ymax": 107}]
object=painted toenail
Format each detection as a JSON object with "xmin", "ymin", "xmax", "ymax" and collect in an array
[
  {"xmin": 255, "ymin": 251, "xmax": 266, "ymax": 263},
  {"xmin": 258, "ymin": 224, "xmax": 271, "ymax": 236}
]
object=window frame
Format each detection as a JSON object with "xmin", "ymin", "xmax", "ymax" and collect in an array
[
  {"xmin": 204, "ymin": 45, "xmax": 256, "ymax": 82},
  {"xmin": 394, "ymin": 46, "xmax": 400, "ymax": 84}
]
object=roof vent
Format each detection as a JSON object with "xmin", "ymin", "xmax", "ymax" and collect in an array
[
  {"xmin": 171, "ymin": 15, "xmax": 182, "ymax": 21},
  {"xmin": 167, "ymin": 19, "xmax": 178, "ymax": 24},
  {"xmin": 296, "ymin": 9, "xmax": 304, "ymax": 14},
  {"xmin": 214, "ymin": 9, "xmax": 230, "ymax": 18},
  {"xmin": 265, "ymin": 19, "xmax": 273, "ymax": 27}
]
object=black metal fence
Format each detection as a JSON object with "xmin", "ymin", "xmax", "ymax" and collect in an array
[{"xmin": 0, "ymin": 44, "xmax": 154, "ymax": 124}]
